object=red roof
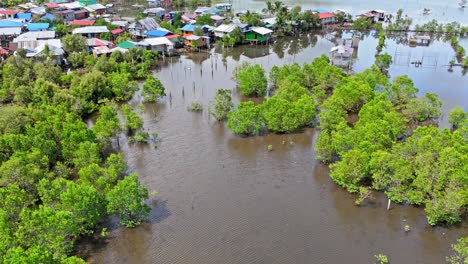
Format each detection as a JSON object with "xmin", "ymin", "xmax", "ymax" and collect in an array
[
  {"xmin": 165, "ymin": 34, "xmax": 180, "ymax": 39},
  {"xmin": 0, "ymin": 47, "xmax": 9, "ymax": 55},
  {"xmin": 45, "ymin": 2, "xmax": 59, "ymax": 8},
  {"xmin": 0, "ymin": 10, "xmax": 18, "ymax": 15},
  {"xmin": 319, "ymin": 12, "xmax": 334, "ymax": 19},
  {"xmin": 111, "ymin": 28, "xmax": 124, "ymax": 34},
  {"xmin": 71, "ymin": 20, "xmax": 95, "ymax": 26}
]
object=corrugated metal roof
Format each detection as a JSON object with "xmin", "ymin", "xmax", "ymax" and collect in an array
[
  {"xmin": 111, "ymin": 28, "xmax": 123, "ymax": 34},
  {"xmin": 70, "ymin": 19, "xmax": 95, "ymax": 26},
  {"xmin": 87, "ymin": 4, "xmax": 106, "ymax": 10},
  {"xmin": 14, "ymin": 30, "xmax": 55, "ymax": 41},
  {"xmin": 252, "ymin": 27, "xmax": 273, "ymax": 35},
  {"xmin": 117, "ymin": 40, "xmax": 136, "ymax": 49},
  {"xmin": 16, "ymin": 13, "xmax": 32, "ymax": 21},
  {"xmin": 143, "ymin": 37, "xmax": 173, "ymax": 46},
  {"xmin": 86, "ymin": 38, "xmax": 111, "ymax": 46},
  {"xmin": 27, "ymin": 23, "xmax": 50, "ymax": 31},
  {"xmin": 72, "ymin": 26, "xmax": 109, "ymax": 34},
  {"xmin": 13, "ymin": 38, "xmax": 62, "ymax": 49},
  {"xmin": 146, "ymin": 29, "xmax": 171, "ymax": 37},
  {"xmin": 185, "ymin": 35, "xmax": 200, "ymax": 40},
  {"xmin": 0, "ymin": 20, "xmax": 24, "ymax": 28},
  {"xmin": 180, "ymin": 24, "xmax": 200, "ymax": 32},
  {"xmin": 214, "ymin": 23, "xmax": 238, "ymax": 33},
  {"xmin": 92, "ymin": 46, "xmax": 112, "ymax": 55},
  {"xmin": 138, "ymin": 17, "xmax": 159, "ymax": 30},
  {"xmin": 0, "ymin": 27, "xmax": 21, "ymax": 35},
  {"xmin": 111, "ymin": 20, "xmax": 128, "ymax": 27}
]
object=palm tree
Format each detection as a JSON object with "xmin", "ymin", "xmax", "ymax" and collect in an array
[
  {"xmin": 273, "ymin": 1, "xmax": 283, "ymax": 14},
  {"xmin": 262, "ymin": 1, "xmax": 274, "ymax": 17}
]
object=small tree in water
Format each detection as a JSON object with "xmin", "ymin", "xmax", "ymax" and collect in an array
[
  {"xmin": 142, "ymin": 76, "xmax": 166, "ymax": 102},
  {"xmin": 106, "ymin": 174, "xmax": 151, "ymax": 227},
  {"xmin": 375, "ymin": 53, "xmax": 393, "ymax": 74},
  {"xmin": 237, "ymin": 64, "xmax": 267, "ymax": 97},
  {"xmin": 209, "ymin": 89, "xmax": 233, "ymax": 121}
]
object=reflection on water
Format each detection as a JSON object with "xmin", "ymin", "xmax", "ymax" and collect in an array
[{"xmin": 88, "ymin": 32, "xmax": 468, "ymax": 264}]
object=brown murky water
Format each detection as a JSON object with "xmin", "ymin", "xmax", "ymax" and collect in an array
[{"xmin": 88, "ymin": 34, "xmax": 468, "ymax": 263}]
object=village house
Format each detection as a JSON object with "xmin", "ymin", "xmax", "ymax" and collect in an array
[
  {"xmin": 210, "ymin": 15, "xmax": 226, "ymax": 26},
  {"xmin": 129, "ymin": 17, "xmax": 159, "ymax": 38},
  {"xmin": 111, "ymin": 20, "xmax": 129, "ymax": 29},
  {"xmin": 72, "ymin": 26, "xmax": 109, "ymax": 38},
  {"xmin": 85, "ymin": 4, "xmax": 106, "ymax": 15},
  {"xmin": 184, "ymin": 34, "xmax": 209, "ymax": 49},
  {"xmin": 142, "ymin": 37, "xmax": 174, "ymax": 55},
  {"xmin": 215, "ymin": 3, "xmax": 232, "ymax": 11},
  {"xmin": 370, "ymin": 10, "xmax": 385, "ymax": 22},
  {"xmin": 25, "ymin": 43, "xmax": 64, "ymax": 65},
  {"xmin": 357, "ymin": 10, "xmax": 385, "ymax": 23},
  {"xmin": 86, "ymin": 37, "xmax": 113, "ymax": 51},
  {"xmin": 0, "ymin": 10, "xmax": 18, "ymax": 20},
  {"xmin": 0, "ymin": 27, "xmax": 22, "ymax": 48},
  {"xmin": 143, "ymin": 7, "xmax": 165, "ymax": 19},
  {"xmin": 214, "ymin": 23, "xmax": 250, "ymax": 38},
  {"xmin": 318, "ymin": 12, "xmax": 335, "ymax": 24},
  {"xmin": 180, "ymin": 24, "xmax": 200, "ymax": 37},
  {"xmin": 245, "ymin": 27, "xmax": 273, "ymax": 44},
  {"xmin": 11, "ymin": 30, "xmax": 57, "ymax": 50},
  {"xmin": 53, "ymin": 9, "xmax": 75, "ymax": 22},
  {"xmin": 73, "ymin": 9, "xmax": 90, "ymax": 20},
  {"xmin": 194, "ymin": 7, "xmax": 214, "ymax": 16}
]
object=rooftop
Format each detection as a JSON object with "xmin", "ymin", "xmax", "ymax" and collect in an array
[
  {"xmin": 319, "ymin": 13, "xmax": 335, "ymax": 19},
  {"xmin": 143, "ymin": 37, "xmax": 173, "ymax": 46},
  {"xmin": 70, "ymin": 19, "xmax": 95, "ymax": 26},
  {"xmin": 72, "ymin": 26, "xmax": 109, "ymax": 34},
  {"xmin": 27, "ymin": 23, "xmax": 50, "ymax": 31}
]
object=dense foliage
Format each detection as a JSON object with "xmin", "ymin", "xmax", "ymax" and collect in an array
[
  {"xmin": 227, "ymin": 56, "xmax": 339, "ymax": 135},
  {"xmin": 235, "ymin": 64, "xmax": 268, "ymax": 97},
  {"xmin": 227, "ymin": 55, "xmax": 467, "ymax": 225},
  {"xmin": 0, "ymin": 44, "xmax": 160, "ymax": 261},
  {"xmin": 447, "ymin": 237, "xmax": 468, "ymax": 264}
]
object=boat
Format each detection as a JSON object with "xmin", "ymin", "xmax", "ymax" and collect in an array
[{"xmin": 422, "ymin": 8, "xmax": 432, "ymax": 14}]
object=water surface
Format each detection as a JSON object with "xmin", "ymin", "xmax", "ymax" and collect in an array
[{"xmin": 88, "ymin": 33, "xmax": 468, "ymax": 264}]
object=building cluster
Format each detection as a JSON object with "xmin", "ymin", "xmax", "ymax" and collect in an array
[{"xmin": 0, "ymin": 1, "xmax": 386, "ymax": 63}]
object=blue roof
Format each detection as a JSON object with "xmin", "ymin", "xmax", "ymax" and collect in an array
[
  {"xmin": 16, "ymin": 13, "xmax": 32, "ymax": 21},
  {"xmin": 0, "ymin": 20, "xmax": 24, "ymax": 28},
  {"xmin": 315, "ymin": 8, "xmax": 330, "ymax": 13},
  {"xmin": 27, "ymin": 23, "xmax": 50, "ymax": 31},
  {"xmin": 146, "ymin": 29, "xmax": 171, "ymax": 37},
  {"xmin": 42, "ymin": 13, "xmax": 56, "ymax": 21},
  {"xmin": 180, "ymin": 24, "xmax": 199, "ymax": 32}
]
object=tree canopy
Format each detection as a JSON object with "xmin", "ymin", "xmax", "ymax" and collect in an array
[{"xmin": 0, "ymin": 45, "xmax": 156, "ymax": 262}]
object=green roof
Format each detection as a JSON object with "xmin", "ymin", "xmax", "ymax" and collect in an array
[{"xmin": 117, "ymin": 41, "xmax": 136, "ymax": 49}]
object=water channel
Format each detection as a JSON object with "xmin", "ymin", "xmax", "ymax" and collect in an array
[{"xmin": 87, "ymin": 30, "xmax": 468, "ymax": 263}]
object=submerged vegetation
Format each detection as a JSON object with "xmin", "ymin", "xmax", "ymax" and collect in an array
[{"xmin": 0, "ymin": 47, "xmax": 164, "ymax": 262}]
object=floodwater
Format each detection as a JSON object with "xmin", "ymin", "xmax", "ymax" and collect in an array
[
  {"xmin": 88, "ymin": 33, "xmax": 468, "ymax": 263},
  {"xmin": 230, "ymin": 0, "xmax": 468, "ymax": 25}
]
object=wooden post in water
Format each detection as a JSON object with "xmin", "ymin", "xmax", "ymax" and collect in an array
[{"xmin": 387, "ymin": 199, "xmax": 391, "ymax": 210}]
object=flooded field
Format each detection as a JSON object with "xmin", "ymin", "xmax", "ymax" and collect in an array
[{"xmin": 88, "ymin": 33, "xmax": 468, "ymax": 263}]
